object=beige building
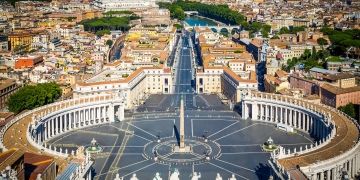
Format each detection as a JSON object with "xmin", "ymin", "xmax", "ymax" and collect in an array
[
  {"xmin": 195, "ymin": 27, "xmax": 258, "ymax": 103},
  {"xmin": 138, "ymin": 9, "xmax": 171, "ymax": 26},
  {"xmin": 74, "ymin": 66, "xmax": 172, "ymax": 109},
  {"xmin": 264, "ymin": 70, "xmax": 289, "ymax": 93},
  {"xmin": 121, "ymin": 26, "xmax": 176, "ymax": 65},
  {"xmin": 322, "ymin": 73, "xmax": 356, "ymax": 89}
]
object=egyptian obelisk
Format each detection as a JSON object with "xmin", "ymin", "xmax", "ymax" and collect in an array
[{"xmin": 179, "ymin": 96, "xmax": 185, "ymax": 149}]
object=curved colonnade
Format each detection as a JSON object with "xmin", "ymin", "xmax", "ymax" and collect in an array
[
  {"xmin": 27, "ymin": 95, "xmax": 125, "ymax": 158},
  {"xmin": 0, "ymin": 91, "xmax": 359, "ymax": 180},
  {"xmin": 241, "ymin": 92, "xmax": 360, "ymax": 180},
  {"xmin": 0, "ymin": 95, "xmax": 125, "ymax": 179}
]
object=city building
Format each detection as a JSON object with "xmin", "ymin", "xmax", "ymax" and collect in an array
[
  {"xmin": 194, "ymin": 27, "xmax": 258, "ymax": 102},
  {"xmin": 93, "ymin": 0, "xmax": 158, "ymax": 12},
  {"xmin": 120, "ymin": 26, "xmax": 176, "ymax": 65},
  {"xmin": 138, "ymin": 9, "xmax": 171, "ymax": 26},
  {"xmin": 320, "ymin": 83, "xmax": 360, "ymax": 108},
  {"xmin": 264, "ymin": 70, "xmax": 289, "ymax": 93},
  {"xmin": 0, "ymin": 112, "xmax": 14, "ymax": 128},
  {"xmin": 0, "ymin": 149, "xmax": 56, "ymax": 180},
  {"xmin": 8, "ymin": 31, "xmax": 33, "ymax": 52},
  {"xmin": 74, "ymin": 66, "xmax": 173, "ymax": 109},
  {"xmin": 0, "ymin": 78, "xmax": 19, "ymax": 110},
  {"xmin": 15, "ymin": 56, "xmax": 43, "ymax": 69},
  {"xmin": 289, "ymin": 73, "xmax": 320, "ymax": 96}
]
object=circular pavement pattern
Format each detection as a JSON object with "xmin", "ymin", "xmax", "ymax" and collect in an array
[{"xmin": 143, "ymin": 136, "xmax": 221, "ymax": 165}]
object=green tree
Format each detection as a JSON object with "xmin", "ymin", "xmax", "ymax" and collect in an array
[
  {"xmin": 311, "ymin": 46, "xmax": 317, "ymax": 60},
  {"xmin": 106, "ymin": 39, "xmax": 113, "ymax": 47},
  {"xmin": 7, "ymin": 83, "xmax": 61, "ymax": 113},
  {"xmin": 172, "ymin": 7, "xmax": 185, "ymax": 20},
  {"xmin": 279, "ymin": 27, "xmax": 289, "ymax": 34},
  {"xmin": 96, "ymin": 30, "xmax": 111, "ymax": 37},
  {"xmin": 338, "ymin": 103, "xmax": 356, "ymax": 119},
  {"xmin": 317, "ymin": 38, "xmax": 328, "ymax": 46}
]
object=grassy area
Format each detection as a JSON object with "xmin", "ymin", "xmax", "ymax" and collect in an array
[{"xmin": 326, "ymin": 56, "xmax": 343, "ymax": 62}]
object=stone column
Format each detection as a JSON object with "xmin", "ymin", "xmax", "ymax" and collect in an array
[
  {"xmin": 275, "ymin": 106, "xmax": 278, "ymax": 123},
  {"xmin": 65, "ymin": 114, "xmax": 69, "ymax": 131},
  {"xmin": 109, "ymin": 103, "xmax": 115, "ymax": 122},
  {"xmin": 296, "ymin": 111, "xmax": 300, "ymax": 129},
  {"xmin": 300, "ymin": 111, "xmax": 305, "ymax": 130},
  {"xmin": 95, "ymin": 107, "xmax": 99, "ymax": 123},
  {"xmin": 259, "ymin": 104, "xmax": 264, "ymax": 121},
  {"xmin": 252, "ymin": 103, "xmax": 258, "ymax": 120},
  {"xmin": 306, "ymin": 115, "xmax": 310, "ymax": 132},
  {"xmin": 75, "ymin": 111, "xmax": 78, "ymax": 128},
  {"xmin": 284, "ymin": 108, "xmax": 288, "ymax": 125},
  {"xmin": 311, "ymin": 174, "xmax": 316, "ymax": 180},
  {"xmin": 351, "ymin": 158, "xmax": 355, "ymax": 178},
  {"xmin": 51, "ymin": 118, "xmax": 55, "ymax": 136},
  {"xmin": 320, "ymin": 171, "xmax": 324, "ymax": 180},
  {"xmin": 47, "ymin": 121, "xmax": 50, "ymax": 139},
  {"xmin": 102, "ymin": 106, "xmax": 106, "ymax": 121},
  {"xmin": 314, "ymin": 118, "xmax": 318, "ymax": 138},
  {"xmin": 91, "ymin": 107, "xmax": 96, "ymax": 124},
  {"xmin": 71, "ymin": 111, "xmax": 74, "ymax": 128},
  {"xmin": 119, "ymin": 104, "xmax": 125, "ymax": 121},
  {"xmin": 356, "ymin": 155, "xmax": 359, "ymax": 177},
  {"xmin": 44, "ymin": 123, "xmax": 47, "ymax": 141},
  {"xmin": 55, "ymin": 117, "xmax": 58, "ymax": 135},
  {"xmin": 60, "ymin": 115, "xmax": 63, "ymax": 133},
  {"xmin": 266, "ymin": 105, "xmax": 269, "ymax": 121},
  {"xmin": 289, "ymin": 109, "xmax": 293, "ymax": 126},
  {"xmin": 81, "ymin": 109, "xmax": 84, "ymax": 126}
]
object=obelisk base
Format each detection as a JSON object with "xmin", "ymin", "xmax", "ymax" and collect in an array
[{"xmin": 173, "ymin": 145, "xmax": 192, "ymax": 153}]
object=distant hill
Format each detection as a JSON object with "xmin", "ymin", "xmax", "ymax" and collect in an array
[{"xmin": 5, "ymin": 0, "xmax": 52, "ymax": 6}]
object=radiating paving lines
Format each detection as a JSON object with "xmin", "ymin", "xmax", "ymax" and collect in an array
[
  {"xmin": 95, "ymin": 159, "xmax": 150, "ymax": 179},
  {"xmin": 213, "ymin": 123, "xmax": 259, "ymax": 142},
  {"xmin": 126, "ymin": 122, "xmax": 157, "ymax": 138},
  {"xmin": 207, "ymin": 162, "xmax": 250, "ymax": 180}
]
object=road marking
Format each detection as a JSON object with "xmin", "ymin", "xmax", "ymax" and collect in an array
[
  {"xmin": 98, "ymin": 135, "xmax": 119, "ymax": 178},
  {"xmin": 131, "ymin": 119, "xmax": 175, "ymax": 123},
  {"xmin": 133, "ymin": 134, "xmax": 152, "ymax": 142},
  {"xmin": 216, "ymin": 158, "xmax": 256, "ymax": 172},
  {"xmin": 221, "ymin": 144, "xmax": 261, "ymax": 147},
  {"xmin": 208, "ymin": 121, "xmax": 239, "ymax": 138},
  {"xmin": 95, "ymin": 159, "xmax": 149, "ymax": 177},
  {"xmin": 192, "ymin": 118, "xmax": 237, "ymax": 121},
  {"xmin": 221, "ymin": 152, "xmax": 269, "ymax": 155},
  {"xmin": 214, "ymin": 123, "xmax": 258, "ymax": 141},
  {"xmin": 126, "ymin": 122, "xmax": 157, "ymax": 138}
]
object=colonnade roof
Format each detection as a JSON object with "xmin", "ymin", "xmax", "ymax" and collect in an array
[
  {"xmin": 278, "ymin": 104, "xmax": 359, "ymax": 171},
  {"xmin": 3, "ymin": 108, "xmax": 69, "ymax": 172}
]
